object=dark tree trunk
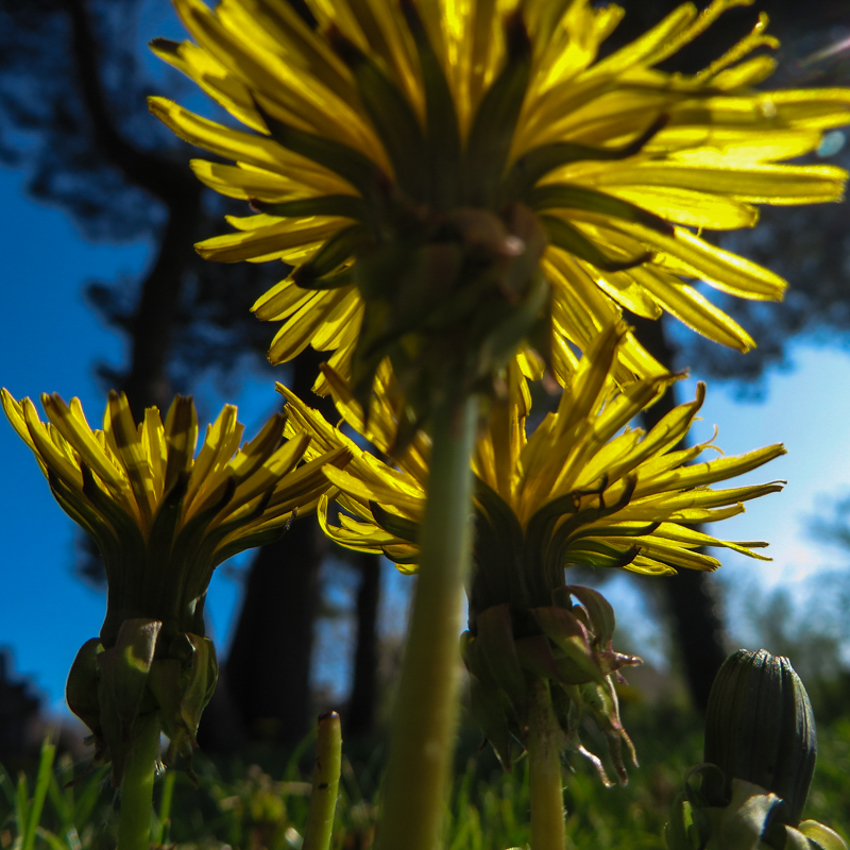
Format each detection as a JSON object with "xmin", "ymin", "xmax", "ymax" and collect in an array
[
  {"xmin": 223, "ymin": 517, "xmax": 325, "ymax": 743},
  {"xmin": 220, "ymin": 351, "xmax": 336, "ymax": 745},
  {"xmin": 633, "ymin": 316, "xmax": 728, "ymax": 710},
  {"xmin": 67, "ymin": 0, "xmax": 202, "ymax": 585},
  {"xmin": 120, "ymin": 191, "xmax": 201, "ymax": 415},
  {"xmin": 346, "ymin": 552, "xmax": 382, "ymax": 738}
]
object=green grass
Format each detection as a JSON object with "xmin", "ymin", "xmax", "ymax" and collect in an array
[{"xmin": 1, "ymin": 702, "xmax": 848, "ymax": 850}]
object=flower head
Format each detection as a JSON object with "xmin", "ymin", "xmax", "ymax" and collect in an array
[
  {"xmin": 279, "ymin": 323, "xmax": 785, "ymax": 580},
  {"xmin": 276, "ymin": 323, "xmax": 786, "ymax": 780},
  {"xmin": 2, "ymin": 388, "xmax": 348, "ymax": 777},
  {"xmin": 152, "ymin": 0, "xmax": 849, "ymax": 405}
]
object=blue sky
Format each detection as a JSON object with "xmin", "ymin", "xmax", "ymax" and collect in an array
[
  {"xmin": 2, "ymin": 159, "xmax": 850, "ymax": 712},
  {"xmin": 0, "ymin": 162, "xmax": 414, "ymax": 712}
]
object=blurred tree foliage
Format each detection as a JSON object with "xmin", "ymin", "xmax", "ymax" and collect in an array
[
  {"xmin": 616, "ymin": 0, "xmax": 850, "ymax": 391},
  {"xmin": 1, "ymin": 0, "xmax": 849, "ymax": 729},
  {"xmin": 0, "ymin": 0, "xmax": 272, "ymax": 407}
]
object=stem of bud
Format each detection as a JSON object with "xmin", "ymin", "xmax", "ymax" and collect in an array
[{"xmin": 303, "ymin": 711, "xmax": 343, "ymax": 850}]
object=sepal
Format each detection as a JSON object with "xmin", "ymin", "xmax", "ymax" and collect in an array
[
  {"xmin": 66, "ymin": 638, "xmax": 104, "ymax": 743},
  {"xmin": 148, "ymin": 633, "xmax": 218, "ymax": 776},
  {"xmin": 665, "ymin": 772, "xmax": 848, "ymax": 850},
  {"xmin": 66, "ymin": 621, "xmax": 218, "ymax": 785},
  {"xmin": 96, "ymin": 618, "xmax": 161, "ymax": 784},
  {"xmin": 463, "ymin": 586, "xmax": 640, "ymax": 785}
]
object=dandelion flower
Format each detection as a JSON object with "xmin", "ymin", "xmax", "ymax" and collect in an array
[
  {"xmin": 279, "ymin": 323, "xmax": 785, "ymax": 580},
  {"xmin": 276, "ymin": 323, "xmax": 785, "ymax": 780},
  {"xmin": 1, "ymin": 388, "xmax": 349, "ymax": 778},
  {"xmin": 151, "ymin": 0, "xmax": 850, "ymax": 399}
]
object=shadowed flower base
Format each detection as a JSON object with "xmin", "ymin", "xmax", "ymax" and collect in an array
[{"xmin": 463, "ymin": 585, "xmax": 639, "ymax": 786}]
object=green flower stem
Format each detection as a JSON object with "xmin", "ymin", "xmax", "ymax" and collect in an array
[
  {"xmin": 376, "ymin": 393, "xmax": 478, "ymax": 850},
  {"xmin": 117, "ymin": 712, "xmax": 160, "ymax": 850},
  {"xmin": 528, "ymin": 679, "xmax": 567, "ymax": 850},
  {"xmin": 303, "ymin": 711, "xmax": 343, "ymax": 850}
]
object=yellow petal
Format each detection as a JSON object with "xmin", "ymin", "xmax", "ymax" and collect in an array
[
  {"xmin": 41, "ymin": 394, "xmax": 127, "ymax": 493},
  {"xmin": 606, "ymin": 185, "xmax": 759, "ymax": 230},
  {"xmin": 105, "ymin": 391, "xmax": 156, "ymax": 526},
  {"xmin": 196, "ymin": 217, "xmax": 350, "ymax": 263},
  {"xmin": 628, "ymin": 266, "xmax": 756, "ymax": 351},
  {"xmin": 591, "ymin": 162, "xmax": 847, "ymax": 205},
  {"xmin": 21, "ymin": 397, "xmax": 84, "ymax": 491},
  {"xmin": 149, "ymin": 97, "xmax": 353, "ymax": 194}
]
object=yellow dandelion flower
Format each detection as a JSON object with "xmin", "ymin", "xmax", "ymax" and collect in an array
[
  {"xmin": 276, "ymin": 321, "xmax": 785, "ymax": 781},
  {"xmin": 151, "ymin": 0, "xmax": 849, "ymax": 398},
  {"xmin": 1, "ymin": 388, "xmax": 349, "ymax": 778},
  {"xmin": 278, "ymin": 323, "xmax": 785, "ymax": 579}
]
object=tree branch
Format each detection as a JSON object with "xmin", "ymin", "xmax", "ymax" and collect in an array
[{"xmin": 65, "ymin": 0, "xmax": 196, "ymax": 203}]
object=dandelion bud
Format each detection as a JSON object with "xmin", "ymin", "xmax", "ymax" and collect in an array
[{"xmin": 704, "ymin": 648, "xmax": 816, "ymax": 827}]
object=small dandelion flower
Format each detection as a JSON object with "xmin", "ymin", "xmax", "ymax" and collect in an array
[
  {"xmin": 151, "ymin": 0, "xmax": 850, "ymax": 407},
  {"xmin": 1, "ymin": 388, "xmax": 349, "ymax": 780},
  {"xmin": 275, "ymin": 322, "xmax": 786, "ymax": 780}
]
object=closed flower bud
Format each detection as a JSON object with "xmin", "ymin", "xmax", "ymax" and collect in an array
[{"xmin": 704, "ymin": 648, "xmax": 816, "ymax": 827}]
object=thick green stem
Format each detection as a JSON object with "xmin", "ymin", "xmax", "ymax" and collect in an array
[
  {"xmin": 117, "ymin": 712, "xmax": 160, "ymax": 850},
  {"xmin": 528, "ymin": 679, "xmax": 567, "ymax": 850},
  {"xmin": 303, "ymin": 711, "xmax": 343, "ymax": 850},
  {"xmin": 376, "ymin": 394, "xmax": 478, "ymax": 850}
]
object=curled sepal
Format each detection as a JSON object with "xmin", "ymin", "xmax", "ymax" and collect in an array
[
  {"xmin": 468, "ymin": 672, "xmax": 516, "ymax": 772},
  {"xmin": 561, "ymin": 586, "xmax": 615, "ymax": 651},
  {"xmin": 665, "ymin": 773, "xmax": 784, "ymax": 850},
  {"xmin": 793, "ymin": 821, "xmax": 849, "ymax": 850},
  {"xmin": 469, "ymin": 605, "xmax": 527, "ymax": 714},
  {"xmin": 717, "ymin": 778, "xmax": 784, "ymax": 850},
  {"xmin": 66, "ymin": 638, "xmax": 105, "ymax": 744},
  {"xmin": 663, "ymin": 765, "xmax": 719, "ymax": 850},
  {"xmin": 531, "ymin": 605, "xmax": 600, "ymax": 684},
  {"xmin": 148, "ymin": 633, "xmax": 218, "ymax": 775},
  {"xmin": 581, "ymin": 678, "xmax": 638, "ymax": 786},
  {"xmin": 462, "ymin": 586, "xmax": 640, "ymax": 785},
  {"xmin": 665, "ymin": 774, "xmax": 850, "ymax": 850}
]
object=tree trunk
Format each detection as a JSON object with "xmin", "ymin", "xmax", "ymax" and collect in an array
[
  {"xmin": 219, "ymin": 351, "xmax": 337, "ymax": 745},
  {"xmin": 223, "ymin": 517, "xmax": 325, "ymax": 743},
  {"xmin": 346, "ymin": 552, "xmax": 382, "ymax": 738}
]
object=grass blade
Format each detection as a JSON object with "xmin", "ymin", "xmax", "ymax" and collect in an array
[{"xmin": 21, "ymin": 737, "xmax": 56, "ymax": 850}]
